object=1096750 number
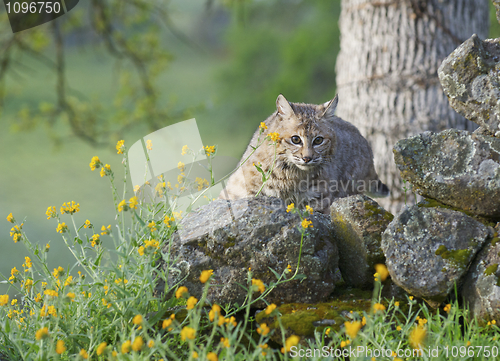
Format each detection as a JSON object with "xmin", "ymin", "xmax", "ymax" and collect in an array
[{"xmin": 5, "ymin": 2, "xmax": 61, "ymax": 14}]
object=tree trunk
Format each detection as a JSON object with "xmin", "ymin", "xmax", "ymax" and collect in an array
[{"xmin": 335, "ymin": 0, "xmax": 490, "ymax": 214}]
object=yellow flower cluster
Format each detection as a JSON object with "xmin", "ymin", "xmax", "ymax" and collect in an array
[
  {"xmin": 6, "ymin": 212, "xmax": 14, "ymax": 223},
  {"xmin": 199, "ymin": 269, "xmax": 213, "ymax": 283},
  {"xmin": 195, "ymin": 177, "xmax": 209, "ymax": 191},
  {"xmin": 181, "ymin": 145, "xmax": 189, "ymax": 155},
  {"xmin": 0, "ymin": 294, "xmax": 9, "ymax": 306},
  {"xmin": 56, "ymin": 222, "xmax": 68, "ymax": 234},
  {"xmin": 374, "ymin": 263, "xmax": 389, "ymax": 282},
  {"xmin": 281, "ymin": 335, "xmax": 300, "ymax": 353},
  {"xmin": 344, "ymin": 321, "xmax": 362, "ymax": 339},
  {"xmin": 116, "ymin": 140, "xmax": 125, "ymax": 154},
  {"xmin": 257, "ymin": 323, "xmax": 270, "ymax": 336},
  {"xmin": 252, "ymin": 279, "xmax": 266, "ymax": 293},
  {"xmin": 146, "ymin": 139, "xmax": 153, "ymax": 151},
  {"xmin": 10, "ymin": 223, "xmax": 23, "ymax": 243},
  {"xmin": 162, "ymin": 314, "xmax": 175, "ymax": 330},
  {"xmin": 60, "ymin": 201, "xmax": 80, "ymax": 215},
  {"xmin": 301, "ymin": 218, "xmax": 313, "ymax": 229},
  {"xmin": 265, "ymin": 303, "xmax": 277, "ymax": 315},
  {"xmin": 35, "ymin": 327, "xmax": 49, "ymax": 340},
  {"xmin": 56, "ymin": 340, "xmax": 66, "ymax": 354},
  {"xmin": 268, "ymin": 132, "xmax": 280, "ymax": 142},
  {"xmin": 259, "ymin": 122, "xmax": 268, "ymax": 131},
  {"xmin": 205, "ymin": 145, "xmax": 216, "ymax": 157},
  {"xmin": 180, "ymin": 326, "xmax": 196, "ymax": 341},
  {"xmin": 45, "ymin": 206, "xmax": 57, "ymax": 220},
  {"xmin": 9, "ymin": 267, "xmax": 19, "ymax": 283},
  {"xmin": 305, "ymin": 205, "xmax": 313, "ymax": 214},
  {"xmin": 101, "ymin": 225, "xmax": 111, "ymax": 235},
  {"xmin": 372, "ymin": 303, "xmax": 386, "ymax": 313},
  {"xmin": 100, "ymin": 164, "xmax": 111, "ymax": 177},
  {"xmin": 89, "ymin": 156, "xmax": 101, "ymax": 171},
  {"xmin": 409, "ymin": 325, "xmax": 426, "ymax": 349},
  {"xmin": 286, "ymin": 203, "xmax": 295, "ymax": 213}
]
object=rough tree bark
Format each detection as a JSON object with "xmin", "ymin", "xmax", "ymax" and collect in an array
[{"xmin": 335, "ymin": 0, "xmax": 490, "ymax": 213}]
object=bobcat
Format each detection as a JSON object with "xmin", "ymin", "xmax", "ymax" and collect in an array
[{"xmin": 219, "ymin": 94, "xmax": 389, "ymax": 214}]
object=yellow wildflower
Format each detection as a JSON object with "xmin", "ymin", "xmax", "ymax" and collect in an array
[
  {"xmin": 44, "ymin": 289, "xmax": 58, "ymax": 297},
  {"xmin": 305, "ymin": 205, "xmax": 313, "ymax": 214},
  {"xmin": 373, "ymin": 303, "xmax": 386, "ymax": 312},
  {"xmin": 148, "ymin": 340, "xmax": 154, "ymax": 348},
  {"xmin": 207, "ymin": 352, "xmax": 218, "ymax": 361},
  {"xmin": 252, "ymin": 278, "xmax": 266, "ymax": 293},
  {"xmin": 56, "ymin": 340, "xmax": 66, "ymax": 354},
  {"xmin": 286, "ymin": 203, "xmax": 294, "ymax": 213},
  {"xmin": 192, "ymin": 351, "xmax": 199, "ymax": 359},
  {"xmin": 177, "ymin": 161, "xmax": 185, "ymax": 172},
  {"xmin": 186, "ymin": 296, "xmax": 198, "ymax": 310},
  {"xmin": 180, "ymin": 326, "xmax": 196, "ymax": 341},
  {"xmin": 199, "ymin": 269, "xmax": 214, "ymax": 283},
  {"xmin": 23, "ymin": 256, "xmax": 32, "ymax": 270},
  {"xmin": 397, "ymin": 325, "xmax": 402, "ymax": 331},
  {"xmin": 146, "ymin": 139, "xmax": 153, "ymax": 150},
  {"xmin": 162, "ymin": 314, "xmax": 175, "ymax": 329},
  {"xmin": 259, "ymin": 122, "xmax": 267, "ymax": 130},
  {"xmin": 0, "ymin": 295, "xmax": 9, "ymax": 306},
  {"xmin": 209, "ymin": 304, "xmax": 221, "ymax": 322},
  {"xmin": 128, "ymin": 196, "xmax": 138, "ymax": 209},
  {"xmin": 24, "ymin": 279, "xmax": 33, "ymax": 291},
  {"xmin": 409, "ymin": 326, "xmax": 426, "ymax": 349},
  {"xmin": 344, "ymin": 321, "xmax": 362, "ymax": 339},
  {"xmin": 101, "ymin": 225, "xmax": 111, "ymax": 235},
  {"xmin": 205, "ymin": 145, "xmax": 216, "ymax": 156},
  {"xmin": 265, "ymin": 303, "xmax": 277, "ymax": 315},
  {"xmin": 116, "ymin": 140, "xmax": 125, "ymax": 154},
  {"xmin": 60, "ymin": 201, "xmax": 80, "ymax": 215},
  {"xmin": 132, "ymin": 336, "xmax": 144, "ymax": 352},
  {"xmin": 132, "ymin": 314, "xmax": 143, "ymax": 325},
  {"xmin": 56, "ymin": 222, "xmax": 68, "ymax": 234},
  {"xmin": 6, "ymin": 213, "xmax": 14, "ymax": 223},
  {"xmin": 175, "ymin": 286, "xmax": 188, "ymax": 299},
  {"xmin": 96, "ymin": 342, "xmax": 107, "ymax": 356},
  {"xmin": 374, "ymin": 264, "xmax": 389, "ymax": 281},
  {"xmin": 100, "ymin": 164, "xmax": 111, "ymax": 177},
  {"xmin": 118, "ymin": 199, "xmax": 128, "ymax": 212},
  {"xmin": 35, "ymin": 327, "xmax": 49, "ymax": 340},
  {"xmin": 121, "ymin": 340, "xmax": 131, "ymax": 354},
  {"xmin": 443, "ymin": 304, "xmax": 451, "ymax": 313},
  {"xmin": 220, "ymin": 337, "xmax": 230, "ymax": 348},
  {"xmin": 79, "ymin": 349, "xmax": 88, "ymax": 359},
  {"xmin": 89, "ymin": 156, "xmax": 101, "ymax": 171},
  {"xmin": 282, "ymin": 335, "xmax": 300, "ymax": 353},
  {"xmin": 84, "ymin": 220, "xmax": 92, "ymax": 229},
  {"xmin": 257, "ymin": 323, "xmax": 270, "ymax": 336},
  {"xmin": 53, "ymin": 266, "xmax": 65, "ymax": 278},
  {"xmin": 45, "ymin": 207, "xmax": 56, "ymax": 220},
  {"xmin": 268, "ymin": 132, "xmax": 280, "ymax": 142},
  {"xmin": 181, "ymin": 145, "xmax": 189, "ymax": 155},
  {"xmin": 301, "ymin": 218, "xmax": 313, "ymax": 229}
]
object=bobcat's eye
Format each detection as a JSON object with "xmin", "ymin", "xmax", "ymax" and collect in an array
[
  {"xmin": 313, "ymin": 137, "xmax": 324, "ymax": 145},
  {"xmin": 291, "ymin": 135, "xmax": 302, "ymax": 145}
]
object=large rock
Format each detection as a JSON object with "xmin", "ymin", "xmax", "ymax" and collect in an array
[
  {"xmin": 330, "ymin": 195, "xmax": 393, "ymax": 288},
  {"xmin": 438, "ymin": 34, "xmax": 500, "ymax": 136},
  {"xmin": 382, "ymin": 206, "xmax": 492, "ymax": 307},
  {"xmin": 159, "ymin": 197, "xmax": 339, "ymax": 307},
  {"xmin": 461, "ymin": 230, "xmax": 500, "ymax": 324},
  {"xmin": 393, "ymin": 129, "xmax": 500, "ymax": 218}
]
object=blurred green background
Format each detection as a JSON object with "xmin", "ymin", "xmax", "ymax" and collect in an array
[{"xmin": 1, "ymin": 0, "xmax": 499, "ymax": 294}]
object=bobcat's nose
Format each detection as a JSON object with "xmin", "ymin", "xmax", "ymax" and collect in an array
[{"xmin": 303, "ymin": 156, "xmax": 312, "ymax": 163}]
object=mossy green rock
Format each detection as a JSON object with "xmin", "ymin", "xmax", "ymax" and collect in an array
[
  {"xmin": 438, "ymin": 34, "xmax": 500, "ymax": 135},
  {"xmin": 393, "ymin": 129, "xmax": 500, "ymax": 218},
  {"xmin": 382, "ymin": 206, "xmax": 492, "ymax": 308},
  {"xmin": 461, "ymin": 226, "xmax": 500, "ymax": 325},
  {"xmin": 255, "ymin": 290, "xmax": 373, "ymax": 343},
  {"xmin": 158, "ymin": 197, "xmax": 339, "ymax": 307},
  {"xmin": 331, "ymin": 195, "xmax": 393, "ymax": 288}
]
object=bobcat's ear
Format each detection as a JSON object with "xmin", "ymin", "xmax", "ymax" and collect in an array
[
  {"xmin": 321, "ymin": 95, "xmax": 338, "ymax": 119},
  {"xmin": 276, "ymin": 94, "xmax": 295, "ymax": 118}
]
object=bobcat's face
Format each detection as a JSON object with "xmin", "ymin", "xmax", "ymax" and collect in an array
[{"xmin": 281, "ymin": 125, "xmax": 335, "ymax": 171}]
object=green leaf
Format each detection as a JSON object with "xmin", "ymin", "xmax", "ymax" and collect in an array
[{"xmin": 268, "ymin": 266, "xmax": 281, "ymax": 279}]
